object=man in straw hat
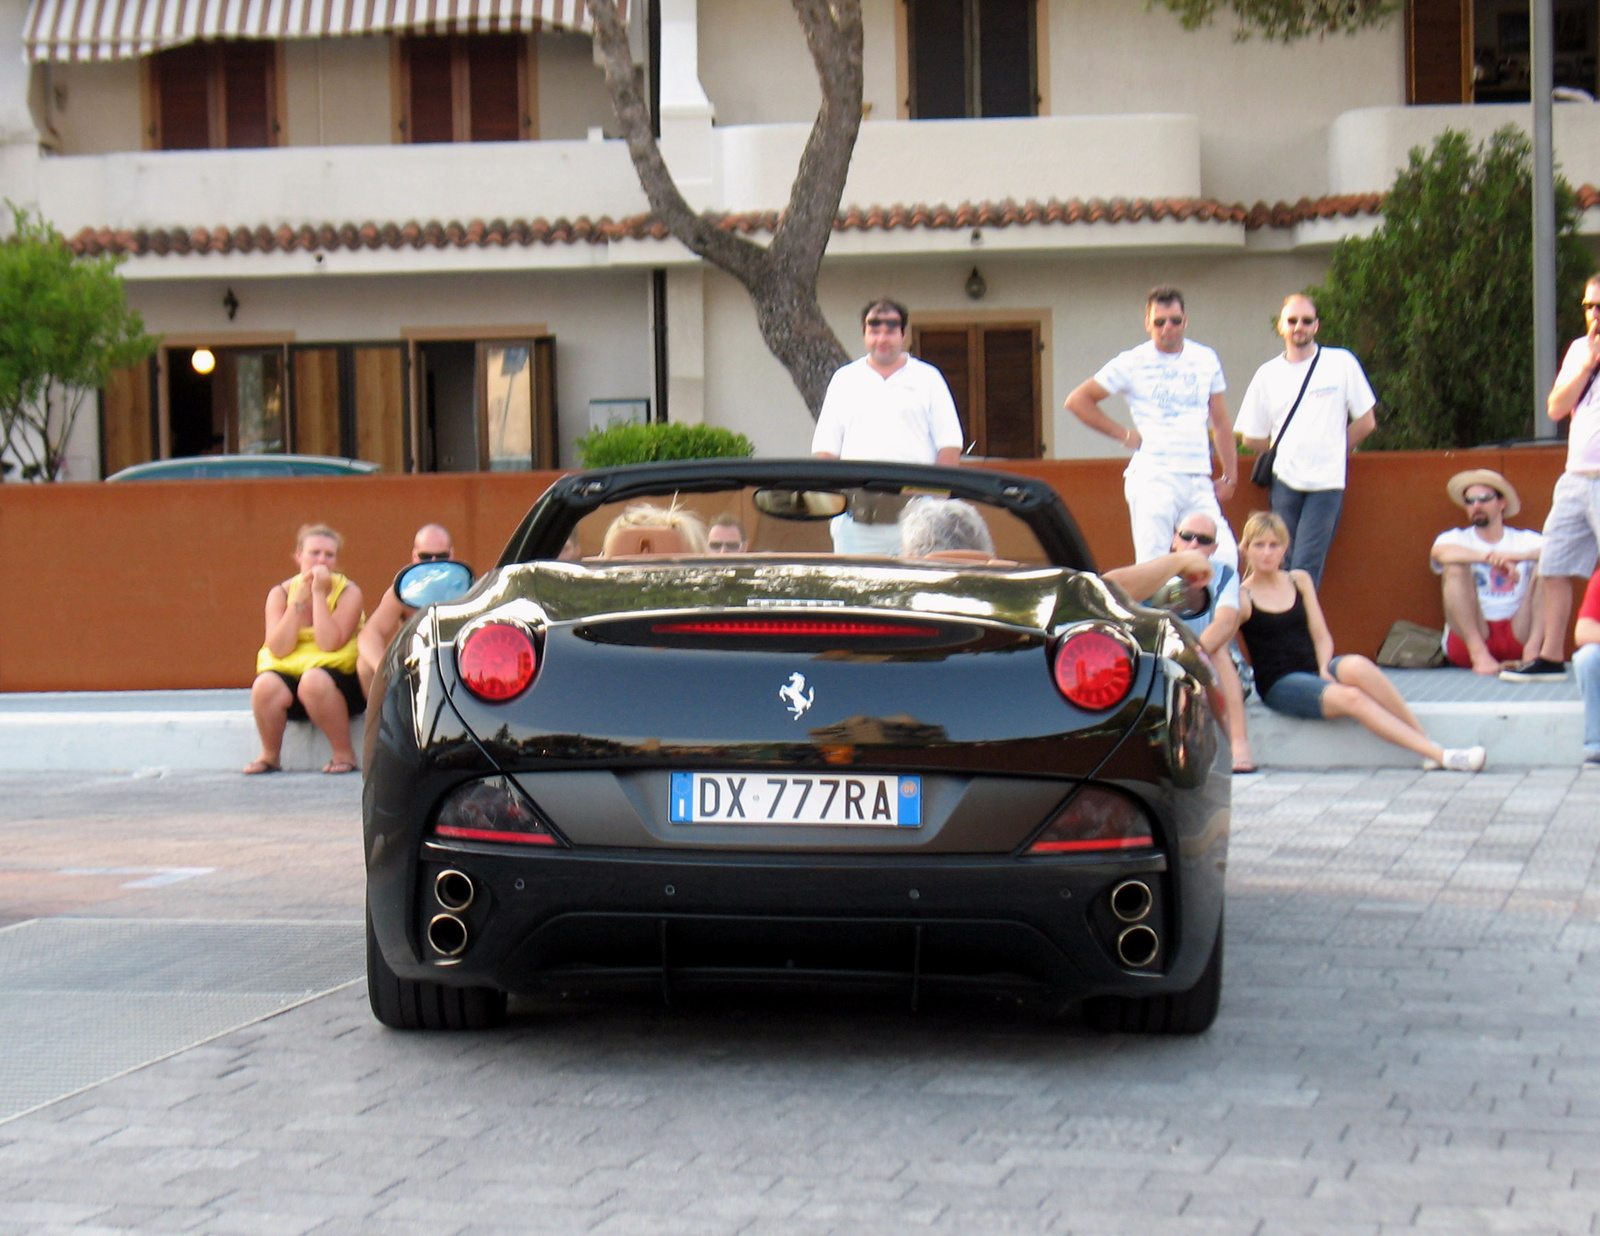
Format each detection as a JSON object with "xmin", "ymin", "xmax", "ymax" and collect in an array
[{"xmin": 1430, "ymin": 469, "xmax": 1544, "ymax": 675}]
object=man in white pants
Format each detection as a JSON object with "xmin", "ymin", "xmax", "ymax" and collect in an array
[{"xmin": 1064, "ymin": 286, "xmax": 1239, "ymax": 571}]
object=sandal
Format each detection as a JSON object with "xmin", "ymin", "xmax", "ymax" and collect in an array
[
  {"xmin": 321, "ymin": 760, "xmax": 358, "ymax": 775},
  {"xmin": 243, "ymin": 759, "xmax": 281, "ymax": 775}
]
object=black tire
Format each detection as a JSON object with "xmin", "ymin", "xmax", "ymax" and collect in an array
[
  {"xmin": 1082, "ymin": 910, "xmax": 1223, "ymax": 1035},
  {"xmin": 367, "ymin": 909, "xmax": 508, "ymax": 1030}
]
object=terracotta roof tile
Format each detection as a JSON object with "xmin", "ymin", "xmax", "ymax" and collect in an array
[{"xmin": 64, "ymin": 187, "xmax": 1598, "ymax": 259}]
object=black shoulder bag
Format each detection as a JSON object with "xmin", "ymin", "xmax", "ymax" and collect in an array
[{"xmin": 1250, "ymin": 347, "xmax": 1320, "ymax": 489}]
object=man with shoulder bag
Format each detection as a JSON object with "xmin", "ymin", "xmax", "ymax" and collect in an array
[{"xmin": 1236, "ymin": 293, "xmax": 1377, "ymax": 587}]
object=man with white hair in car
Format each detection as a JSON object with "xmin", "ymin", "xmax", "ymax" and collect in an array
[{"xmin": 899, "ymin": 498, "xmax": 995, "ymax": 559}]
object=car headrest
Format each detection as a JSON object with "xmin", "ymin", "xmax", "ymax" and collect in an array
[{"xmin": 605, "ymin": 526, "xmax": 688, "ymax": 556}]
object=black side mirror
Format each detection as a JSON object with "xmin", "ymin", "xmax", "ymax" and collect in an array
[
  {"xmin": 395, "ymin": 560, "xmax": 475, "ymax": 609},
  {"xmin": 1147, "ymin": 576, "xmax": 1212, "ymax": 622}
]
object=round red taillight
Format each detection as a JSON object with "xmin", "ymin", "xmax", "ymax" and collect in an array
[
  {"xmin": 1053, "ymin": 630, "xmax": 1134, "ymax": 710},
  {"xmin": 458, "ymin": 624, "xmax": 538, "ymax": 701}
]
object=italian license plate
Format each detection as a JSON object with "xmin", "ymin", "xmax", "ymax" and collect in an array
[{"xmin": 669, "ymin": 772, "xmax": 922, "ymax": 827}]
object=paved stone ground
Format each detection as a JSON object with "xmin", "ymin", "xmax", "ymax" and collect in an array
[{"xmin": 1, "ymin": 767, "xmax": 1599, "ymax": 1234}]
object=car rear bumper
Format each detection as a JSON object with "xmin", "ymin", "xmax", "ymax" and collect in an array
[{"xmin": 371, "ymin": 840, "xmax": 1222, "ymax": 1004}]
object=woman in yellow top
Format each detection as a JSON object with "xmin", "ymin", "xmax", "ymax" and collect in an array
[{"xmin": 245, "ymin": 524, "xmax": 366, "ymax": 775}]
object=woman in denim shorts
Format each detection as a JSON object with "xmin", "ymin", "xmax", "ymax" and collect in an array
[{"xmin": 1237, "ymin": 511, "xmax": 1486, "ymax": 772}]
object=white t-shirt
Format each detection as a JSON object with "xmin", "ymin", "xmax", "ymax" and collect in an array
[
  {"xmin": 1430, "ymin": 525, "xmax": 1545, "ymax": 622},
  {"xmin": 1555, "ymin": 337, "xmax": 1600, "ymax": 473},
  {"xmin": 1234, "ymin": 346, "xmax": 1376, "ymax": 492},
  {"xmin": 811, "ymin": 356, "xmax": 964, "ymax": 463},
  {"xmin": 1093, "ymin": 341, "xmax": 1225, "ymax": 477}
]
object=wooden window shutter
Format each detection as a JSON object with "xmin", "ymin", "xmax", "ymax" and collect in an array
[
  {"xmin": 977, "ymin": 0, "xmax": 1035, "ymax": 117},
  {"xmin": 222, "ymin": 42, "xmax": 275, "ymax": 147},
  {"xmin": 156, "ymin": 44, "xmax": 213, "ymax": 149},
  {"xmin": 407, "ymin": 38, "xmax": 456, "ymax": 143},
  {"xmin": 99, "ymin": 359, "xmax": 156, "ymax": 476},
  {"xmin": 352, "ymin": 346, "xmax": 409, "ymax": 472},
  {"xmin": 909, "ymin": 0, "xmax": 968, "ymax": 118},
  {"xmin": 981, "ymin": 326, "xmax": 1041, "ymax": 459},
  {"xmin": 291, "ymin": 347, "xmax": 344, "ymax": 457},
  {"xmin": 468, "ymin": 36, "xmax": 523, "ymax": 142},
  {"xmin": 1407, "ymin": 0, "xmax": 1472, "ymax": 103},
  {"xmin": 533, "ymin": 336, "xmax": 558, "ymax": 469},
  {"xmin": 914, "ymin": 328, "xmax": 976, "ymax": 446}
]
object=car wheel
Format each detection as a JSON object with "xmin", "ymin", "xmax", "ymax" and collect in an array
[
  {"xmin": 366, "ymin": 909, "xmax": 508, "ymax": 1030},
  {"xmin": 1081, "ymin": 910, "xmax": 1223, "ymax": 1036}
]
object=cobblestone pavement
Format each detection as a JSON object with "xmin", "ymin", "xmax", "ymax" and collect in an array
[{"xmin": 1, "ymin": 768, "xmax": 1599, "ymax": 1234}]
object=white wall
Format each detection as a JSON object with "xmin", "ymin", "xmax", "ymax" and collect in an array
[
  {"xmin": 283, "ymin": 38, "xmax": 392, "ymax": 147},
  {"xmin": 1045, "ymin": 0, "xmax": 1404, "ymax": 204},
  {"xmin": 124, "ymin": 268, "xmax": 653, "ymax": 468},
  {"xmin": 702, "ymin": 252, "xmax": 1334, "ymax": 462},
  {"xmin": 537, "ymin": 29, "xmax": 617, "ymax": 139},
  {"xmin": 40, "ymin": 61, "xmax": 142, "ymax": 154}
]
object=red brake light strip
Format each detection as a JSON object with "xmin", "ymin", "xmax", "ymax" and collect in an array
[
  {"xmin": 651, "ymin": 619, "xmax": 930, "ymax": 637},
  {"xmin": 434, "ymin": 824, "xmax": 556, "ymax": 846}
]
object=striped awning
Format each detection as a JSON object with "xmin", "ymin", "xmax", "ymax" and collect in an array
[{"xmin": 23, "ymin": 0, "xmax": 613, "ymax": 63}]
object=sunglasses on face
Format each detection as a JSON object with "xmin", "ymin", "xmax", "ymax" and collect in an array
[
  {"xmin": 864, "ymin": 318, "xmax": 903, "ymax": 330},
  {"xmin": 1463, "ymin": 493, "xmax": 1499, "ymax": 506},
  {"xmin": 416, "ymin": 551, "xmax": 452, "ymax": 561},
  {"xmin": 1284, "ymin": 316, "xmax": 1317, "ymax": 326},
  {"xmin": 708, "ymin": 540, "xmax": 743, "ymax": 551},
  {"xmin": 1176, "ymin": 530, "xmax": 1216, "ymax": 546},
  {"xmin": 1150, "ymin": 316, "xmax": 1183, "ymax": 328}
]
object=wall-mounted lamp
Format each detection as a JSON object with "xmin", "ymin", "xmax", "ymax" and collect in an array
[
  {"xmin": 964, "ymin": 267, "xmax": 987, "ymax": 301},
  {"xmin": 223, "ymin": 288, "xmax": 239, "ymax": 320},
  {"xmin": 191, "ymin": 348, "xmax": 216, "ymax": 375}
]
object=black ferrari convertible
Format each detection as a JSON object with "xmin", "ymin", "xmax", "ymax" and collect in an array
[{"xmin": 363, "ymin": 459, "xmax": 1229, "ymax": 1034}]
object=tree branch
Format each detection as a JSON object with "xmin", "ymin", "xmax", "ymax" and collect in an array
[
  {"xmin": 587, "ymin": 0, "xmax": 771, "ymax": 284},
  {"xmin": 768, "ymin": 0, "xmax": 864, "ymax": 282}
]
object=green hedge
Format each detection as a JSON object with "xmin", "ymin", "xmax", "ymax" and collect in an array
[{"xmin": 574, "ymin": 421, "xmax": 754, "ymax": 468}]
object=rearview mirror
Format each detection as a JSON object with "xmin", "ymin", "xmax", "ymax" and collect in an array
[
  {"xmin": 395, "ymin": 560, "xmax": 475, "ymax": 609},
  {"xmin": 1147, "ymin": 576, "xmax": 1211, "ymax": 622},
  {"xmin": 752, "ymin": 488, "xmax": 849, "ymax": 520}
]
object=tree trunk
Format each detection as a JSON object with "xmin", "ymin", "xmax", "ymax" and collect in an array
[{"xmin": 588, "ymin": 0, "xmax": 860, "ymax": 418}]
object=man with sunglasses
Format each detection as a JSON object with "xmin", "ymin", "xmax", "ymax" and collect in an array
[
  {"xmin": 1504, "ymin": 272, "xmax": 1600, "ymax": 682},
  {"xmin": 1235, "ymin": 293, "xmax": 1376, "ymax": 588},
  {"xmin": 813, "ymin": 297, "xmax": 964, "ymax": 553},
  {"xmin": 1431, "ymin": 471, "xmax": 1543, "ymax": 675},
  {"xmin": 357, "ymin": 523, "xmax": 455, "ymax": 696},
  {"xmin": 1065, "ymin": 286, "xmax": 1239, "ymax": 572}
]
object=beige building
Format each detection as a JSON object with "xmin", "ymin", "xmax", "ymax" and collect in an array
[{"xmin": 1, "ymin": 0, "xmax": 1598, "ymax": 480}]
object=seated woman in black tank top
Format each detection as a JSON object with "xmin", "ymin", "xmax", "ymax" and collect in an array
[{"xmin": 1237, "ymin": 511, "xmax": 1485, "ymax": 773}]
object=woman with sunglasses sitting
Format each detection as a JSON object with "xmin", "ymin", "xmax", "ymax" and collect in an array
[{"xmin": 1237, "ymin": 511, "xmax": 1486, "ymax": 772}]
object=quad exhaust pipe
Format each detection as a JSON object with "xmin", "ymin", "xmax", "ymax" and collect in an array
[
  {"xmin": 435, "ymin": 869, "xmax": 476, "ymax": 912},
  {"xmin": 1110, "ymin": 879, "xmax": 1153, "ymax": 923},
  {"xmin": 428, "ymin": 913, "xmax": 469, "ymax": 957},
  {"xmin": 1116, "ymin": 924, "xmax": 1159, "ymax": 969}
]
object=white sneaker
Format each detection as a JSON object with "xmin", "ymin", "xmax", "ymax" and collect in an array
[{"xmin": 1438, "ymin": 746, "xmax": 1487, "ymax": 772}]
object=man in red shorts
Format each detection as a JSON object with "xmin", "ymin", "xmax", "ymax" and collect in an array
[{"xmin": 1430, "ymin": 469, "xmax": 1544, "ymax": 674}]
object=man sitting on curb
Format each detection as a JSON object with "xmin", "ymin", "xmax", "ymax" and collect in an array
[
  {"xmin": 357, "ymin": 523, "xmax": 454, "ymax": 696},
  {"xmin": 1575, "ymin": 566, "xmax": 1600, "ymax": 767},
  {"xmin": 1430, "ymin": 470, "xmax": 1543, "ymax": 676}
]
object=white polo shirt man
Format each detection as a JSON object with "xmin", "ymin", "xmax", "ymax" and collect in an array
[{"xmin": 812, "ymin": 299, "xmax": 964, "ymax": 554}]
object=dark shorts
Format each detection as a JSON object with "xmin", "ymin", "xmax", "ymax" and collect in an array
[
  {"xmin": 1444, "ymin": 620, "xmax": 1522, "ymax": 668},
  {"xmin": 268, "ymin": 668, "xmax": 366, "ymax": 721},
  {"xmin": 1260, "ymin": 655, "xmax": 1347, "ymax": 720}
]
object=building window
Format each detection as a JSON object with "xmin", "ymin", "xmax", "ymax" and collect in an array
[
  {"xmin": 402, "ymin": 36, "xmax": 530, "ymax": 143},
  {"xmin": 913, "ymin": 322, "xmax": 1042, "ymax": 459},
  {"xmin": 1407, "ymin": 0, "xmax": 1598, "ymax": 103},
  {"xmin": 908, "ymin": 0, "xmax": 1037, "ymax": 119},
  {"xmin": 414, "ymin": 338, "xmax": 557, "ymax": 472},
  {"xmin": 151, "ymin": 42, "xmax": 277, "ymax": 149}
]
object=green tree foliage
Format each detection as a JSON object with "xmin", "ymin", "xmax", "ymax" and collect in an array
[
  {"xmin": 1156, "ymin": 0, "xmax": 1396, "ymax": 39},
  {"xmin": 1309, "ymin": 127, "xmax": 1591, "ymax": 450},
  {"xmin": 574, "ymin": 421, "xmax": 754, "ymax": 468},
  {"xmin": 0, "ymin": 205, "xmax": 157, "ymax": 481}
]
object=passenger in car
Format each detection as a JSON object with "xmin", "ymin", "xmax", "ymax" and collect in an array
[
  {"xmin": 599, "ymin": 502, "xmax": 709, "ymax": 556},
  {"xmin": 899, "ymin": 497, "xmax": 996, "ymax": 559},
  {"xmin": 246, "ymin": 523, "xmax": 366, "ymax": 776}
]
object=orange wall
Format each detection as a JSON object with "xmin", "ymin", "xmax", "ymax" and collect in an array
[{"xmin": 0, "ymin": 448, "xmax": 1570, "ymax": 692}]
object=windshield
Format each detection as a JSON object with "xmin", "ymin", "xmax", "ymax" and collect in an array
[{"xmin": 551, "ymin": 483, "xmax": 1050, "ymax": 566}]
